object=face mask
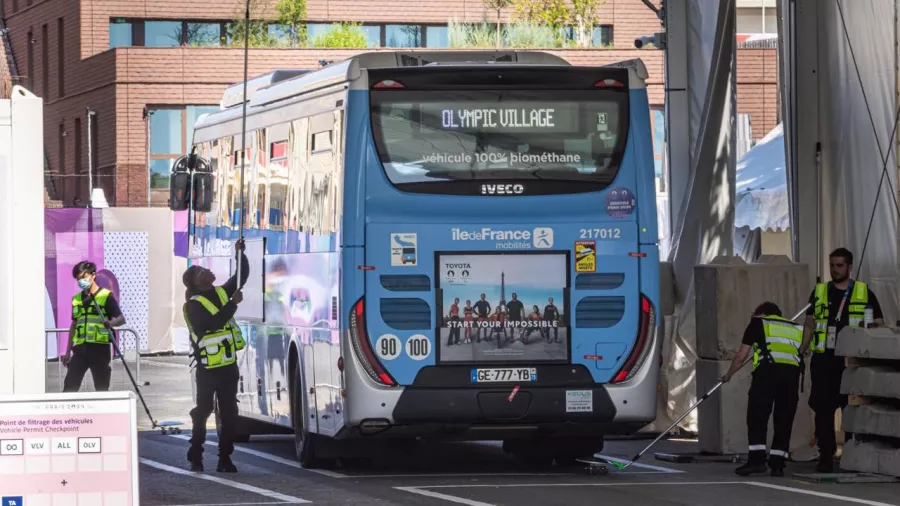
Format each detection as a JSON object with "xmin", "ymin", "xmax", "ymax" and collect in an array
[{"xmin": 77, "ymin": 278, "xmax": 91, "ymax": 290}]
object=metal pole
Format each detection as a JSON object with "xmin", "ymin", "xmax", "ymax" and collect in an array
[
  {"xmin": 815, "ymin": 141, "xmax": 821, "ymax": 283},
  {"xmin": 86, "ymin": 109, "xmax": 95, "ymax": 202},
  {"xmin": 146, "ymin": 111, "xmax": 152, "ymax": 207},
  {"xmin": 237, "ymin": 0, "xmax": 250, "ymax": 281}
]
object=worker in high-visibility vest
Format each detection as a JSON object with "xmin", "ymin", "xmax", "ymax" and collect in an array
[
  {"xmin": 63, "ymin": 261, "xmax": 126, "ymax": 392},
  {"xmin": 182, "ymin": 240, "xmax": 249, "ymax": 473},
  {"xmin": 799, "ymin": 247, "xmax": 884, "ymax": 472},
  {"xmin": 722, "ymin": 302, "xmax": 803, "ymax": 477}
]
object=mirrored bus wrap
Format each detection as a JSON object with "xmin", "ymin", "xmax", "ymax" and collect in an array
[{"xmin": 183, "ymin": 51, "xmax": 661, "ymax": 469}]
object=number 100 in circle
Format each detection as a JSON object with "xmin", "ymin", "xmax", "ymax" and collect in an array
[{"xmin": 406, "ymin": 335, "xmax": 431, "ymax": 361}]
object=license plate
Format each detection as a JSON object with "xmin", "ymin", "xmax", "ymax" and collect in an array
[{"xmin": 471, "ymin": 367, "xmax": 537, "ymax": 383}]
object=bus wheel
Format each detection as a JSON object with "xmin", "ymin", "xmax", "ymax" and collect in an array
[{"xmin": 291, "ymin": 366, "xmax": 320, "ymax": 468}]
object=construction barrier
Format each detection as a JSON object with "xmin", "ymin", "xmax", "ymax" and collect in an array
[{"xmin": 837, "ymin": 326, "xmax": 900, "ymax": 477}]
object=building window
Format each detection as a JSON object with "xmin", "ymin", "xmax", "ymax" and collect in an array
[
  {"xmin": 186, "ymin": 22, "xmax": 223, "ymax": 46},
  {"xmin": 74, "ymin": 117, "xmax": 82, "ymax": 197},
  {"xmin": 386, "ymin": 24, "xmax": 421, "ymax": 47},
  {"xmin": 89, "ymin": 112, "xmax": 99, "ymax": 182},
  {"xmin": 593, "ymin": 25, "xmax": 613, "ymax": 46},
  {"xmin": 148, "ymin": 105, "xmax": 219, "ymax": 189},
  {"xmin": 145, "ymin": 21, "xmax": 182, "ymax": 47},
  {"xmin": 41, "ymin": 24, "xmax": 48, "ymax": 97},
  {"xmin": 57, "ymin": 18, "xmax": 65, "ymax": 96},
  {"xmin": 26, "ymin": 29, "xmax": 33, "ymax": 90},
  {"xmin": 360, "ymin": 25, "xmax": 381, "ymax": 47},
  {"xmin": 425, "ymin": 26, "xmax": 449, "ymax": 48},
  {"xmin": 109, "ymin": 20, "xmax": 132, "ymax": 48}
]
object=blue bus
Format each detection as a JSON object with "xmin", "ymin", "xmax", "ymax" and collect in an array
[{"xmin": 183, "ymin": 50, "xmax": 661, "ymax": 468}]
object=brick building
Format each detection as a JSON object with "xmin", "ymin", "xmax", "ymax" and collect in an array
[{"xmin": 0, "ymin": 0, "xmax": 778, "ymax": 207}]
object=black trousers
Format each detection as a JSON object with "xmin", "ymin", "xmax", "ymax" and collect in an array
[
  {"xmin": 809, "ymin": 352, "xmax": 849, "ymax": 460},
  {"xmin": 747, "ymin": 363, "xmax": 800, "ymax": 468},
  {"xmin": 188, "ymin": 363, "xmax": 240, "ymax": 460},
  {"xmin": 63, "ymin": 343, "xmax": 112, "ymax": 392}
]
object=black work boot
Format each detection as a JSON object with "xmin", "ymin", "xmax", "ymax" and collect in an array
[
  {"xmin": 217, "ymin": 455, "xmax": 238, "ymax": 473},
  {"xmin": 768, "ymin": 453, "xmax": 786, "ymax": 476},
  {"xmin": 187, "ymin": 447, "xmax": 203, "ymax": 472},
  {"xmin": 736, "ymin": 461, "xmax": 768, "ymax": 476},
  {"xmin": 736, "ymin": 452, "xmax": 768, "ymax": 476}
]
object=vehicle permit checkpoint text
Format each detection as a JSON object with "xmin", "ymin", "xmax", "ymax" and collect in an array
[{"xmin": 0, "ymin": 392, "xmax": 139, "ymax": 505}]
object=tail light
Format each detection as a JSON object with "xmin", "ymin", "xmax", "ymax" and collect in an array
[
  {"xmin": 372, "ymin": 80, "xmax": 405, "ymax": 89},
  {"xmin": 594, "ymin": 79, "xmax": 625, "ymax": 88},
  {"xmin": 348, "ymin": 297, "xmax": 397, "ymax": 386},
  {"xmin": 611, "ymin": 294, "xmax": 656, "ymax": 384}
]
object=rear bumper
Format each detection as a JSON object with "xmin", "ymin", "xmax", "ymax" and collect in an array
[{"xmin": 392, "ymin": 384, "xmax": 617, "ymax": 425}]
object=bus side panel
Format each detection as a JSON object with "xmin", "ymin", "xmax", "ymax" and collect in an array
[{"xmin": 628, "ymin": 89, "xmax": 659, "ymax": 246}]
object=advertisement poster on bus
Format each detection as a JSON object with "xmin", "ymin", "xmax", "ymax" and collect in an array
[{"xmin": 437, "ymin": 253, "xmax": 568, "ymax": 363}]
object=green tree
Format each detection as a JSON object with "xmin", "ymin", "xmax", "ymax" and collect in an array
[
  {"xmin": 275, "ymin": 0, "xmax": 308, "ymax": 46},
  {"xmin": 226, "ymin": 0, "xmax": 274, "ymax": 47},
  {"xmin": 481, "ymin": 0, "xmax": 512, "ymax": 48},
  {"xmin": 570, "ymin": 0, "xmax": 607, "ymax": 47},
  {"xmin": 309, "ymin": 23, "xmax": 368, "ymax": 48},
  {"xmin": 513, "ymin": 0, "xmax": 568, "ymax": 34}
]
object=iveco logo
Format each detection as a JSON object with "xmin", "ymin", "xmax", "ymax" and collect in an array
[{"xmin": 481, "ymin": 184, "xmax": 524, "ymax": 195}]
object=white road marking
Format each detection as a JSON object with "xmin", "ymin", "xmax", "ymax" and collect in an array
[
  {"xmin": 745, "ymin": 481, "xmax": 900, "ymax": 506},
  {"xmin": 161, "ymin": 503, "xmax": 290, "ymax": 506},
  {"xmin": 356, "ymin": 471, "xmax": 667, "ymax": 478},
  {"xmin": 394, "ymin": 487, "xmax": 497, "ymax": 506},
  {"xmin": 140, "ymin": 458, "xmax": 310, "ymax": 503},
  {"xmin": 594, "ymin": 454, "xmax": 685, "ymax": 473},
  {"xmin": 171, "ymin": 433, "xmax": 347, "ymax": 478},
  {"xmin": 421, "ymin": 481, "xmax": 745, "ymax": 489}
]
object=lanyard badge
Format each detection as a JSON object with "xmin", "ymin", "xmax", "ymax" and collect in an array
[{"xmin": 827, "ymin": 280, "xmax": 854, "ymax": 349}]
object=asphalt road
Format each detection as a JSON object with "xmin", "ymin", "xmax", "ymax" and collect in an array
[
  {"xmin": 44, "ymin": 356, "xmax": 900, "ymax": 505},
  {"xmin": 137, "ymin": 432, "xmax": 900, "ymax": 506}
]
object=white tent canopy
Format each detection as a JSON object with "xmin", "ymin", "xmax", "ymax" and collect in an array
[{"xmin": 735, "ymin": 123, "xmax": 789, "ymax": 232}]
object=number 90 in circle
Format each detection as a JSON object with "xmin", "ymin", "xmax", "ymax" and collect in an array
[
  {"xmin": 375, "ymin": 334, "xmax": 401, "ymax": 360},
  {"xmin": 405, "ymin": 334, "xmax": 431, "ymax": 361}
]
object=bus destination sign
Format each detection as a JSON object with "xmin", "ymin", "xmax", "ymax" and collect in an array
[{"xmin": 422, "ymin": 102, "xmax": 580, "ymax": 133}]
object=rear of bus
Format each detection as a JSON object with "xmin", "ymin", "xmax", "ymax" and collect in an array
[{"xmin": 342, "ymin": 57, "xmax": 660, "ymax": 452}]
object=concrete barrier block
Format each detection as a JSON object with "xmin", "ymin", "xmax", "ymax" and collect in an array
[
  {"xmin": 841, "ymin": 439, "xmax": 900, "ymax": 476},
  {"xmin": 840, "ymin": 366, "xmax": 900, "ymax": 399},
  {"xmin": 694, "ymin": 262, "xmax": 811, "ymax": 360},
  {"xmin": 843, "ymin": 404, "xmax": 900, "ymax": 439},
  {"xmin": 696, "ymin": 359, "xmax": 813, "ymax": 456},
  {"xmin": 836, "ymin": 326, "xmax": 900, "ymax": 359},
  {"xmin": 756, "ymin": 255, "xmax": 793, "ymax": 265}
]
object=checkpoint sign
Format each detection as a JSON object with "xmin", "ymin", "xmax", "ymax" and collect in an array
[{"xmin": 0, "ymin": 392, "xmax": 139, "ymax": 504}]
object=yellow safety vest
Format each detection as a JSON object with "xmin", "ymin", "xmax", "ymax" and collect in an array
[
  {"xmin": 753, "ymin": 314, "xmax": 803, "ymax": 370},
  {"xmin": 184, "ymin": 286, "xmax": 246, "ymax": 369},
  {"xmin": 72, "ymin": 289, "xmax": 112, "ymax": 345},
  {"xmin": 812, "ymin": 281, "xmax": 868, "ymax": 354}
]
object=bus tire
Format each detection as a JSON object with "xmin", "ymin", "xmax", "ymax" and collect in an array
[{"xmin": 291, "ymin": 363, "xmax": 320, "ymax": 468}]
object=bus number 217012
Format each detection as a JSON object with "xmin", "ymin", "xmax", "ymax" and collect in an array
[{"xmin": 580, "ymin": 228, "xmax": 621, "ymax": 240}]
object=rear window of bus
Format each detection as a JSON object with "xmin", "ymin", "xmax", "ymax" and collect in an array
[{"xmin": 370, "ymin": 88, "xmax": 629, "ymax": 194}]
